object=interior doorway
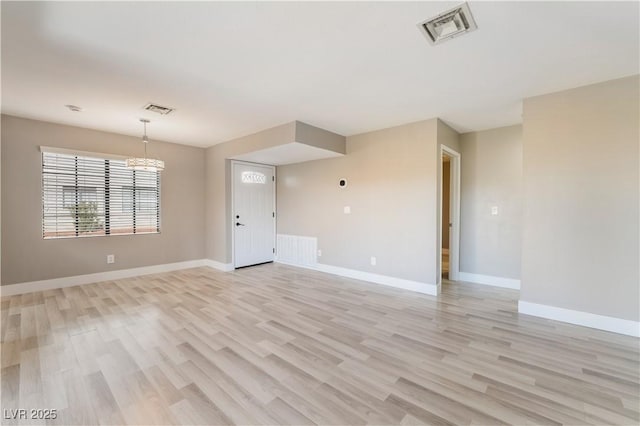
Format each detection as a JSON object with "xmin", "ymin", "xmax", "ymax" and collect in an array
[
  {"xmin": 440, "ymin": 146, "xmax": 460, "ymax": 283},
  {"xmin": 442, "ymin": 155, "xmax": 451, "ymax": 279},
  {"xmin": 231, "ymin": 160, "xmax": 276, "ymax": 269}
]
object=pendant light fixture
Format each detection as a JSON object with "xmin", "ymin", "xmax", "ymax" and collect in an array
[{"xmin": 126, "ymin": 118, "xmax": 165, "ymax": 172}]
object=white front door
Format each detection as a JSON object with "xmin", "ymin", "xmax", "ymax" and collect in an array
[{"xmin": 232, "ymin": 161, "xmax": 275, "ymax": 268}]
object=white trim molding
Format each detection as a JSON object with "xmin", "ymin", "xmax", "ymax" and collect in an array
[
  {"xmin": 440, "ymin": 144, "xmax": 461, "ymax": 281},
  {"xmin": 518, "ymin": 300, "xmax": 640, "ymax": 337},
  {"xmin": 0, "ymin": 259, "xmax": 225, "ymax": 297},
  {"xmin": 204, "ymin": 259, "xmax": 234, "ymax": 272},
  {"xmin": 276, "ymin": 260, "xmax": 438, "ymax": 296},
  {"xmin": 40, "ymin": 145, "xmax": 128, "ymax": 161},
  {"xmin": 459, "ymin": 272, "xmax": 521, "ymax": 290}
]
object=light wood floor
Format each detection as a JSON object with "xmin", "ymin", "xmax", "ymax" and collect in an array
[{"xmin": 1, "ymin": 264, "xmax": 639, "ymax": 425}]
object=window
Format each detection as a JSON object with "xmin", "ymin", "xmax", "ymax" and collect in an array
[
  {"xmin": 122, "ymin": 187, "xmax": 158, "ymax": 213},
  {"xmin": 241, "ymin": 171, "xmax": 266, "ymax": 184},
  {"xmin": 42, "ymin": 150, "xmax": 160, "ymax": 239},
  {"xmin": 63, "ymin": 186, "xmax": 97, "ymax": 208}
]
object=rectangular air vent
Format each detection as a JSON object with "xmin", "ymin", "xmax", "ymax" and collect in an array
[
  {"xmin": 417, "ymin": 2, "xmax": 477, "ymax": 46},
  {"xmin": 143, "ymin": 103, "xmax": 175, "ymax": 115}
]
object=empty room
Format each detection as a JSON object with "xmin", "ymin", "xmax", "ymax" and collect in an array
[{"xmin": 1, "ymin": 1, "xmax": 638, "ymax": 425}]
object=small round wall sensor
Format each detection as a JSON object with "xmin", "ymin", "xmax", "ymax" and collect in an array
[{"xmin": 338, "ymin": 178, "xmax": 348, "ymax": 188}]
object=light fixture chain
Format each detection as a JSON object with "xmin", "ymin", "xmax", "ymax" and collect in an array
[{"xmin": 127, "ymin": 118, "xmax": 164, "ymax": 172}]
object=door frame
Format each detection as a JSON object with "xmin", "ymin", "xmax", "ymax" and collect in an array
[
  {"xmin": 440, "ymin": 145, "xmax": 461, "ymax": 283},
  {"xmin": 230, "ymin": 160, "xmax": 276, "ymax": 269}
]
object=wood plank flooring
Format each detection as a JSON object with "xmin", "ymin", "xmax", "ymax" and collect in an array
[{"xmin": 1, "ymin": 263, "xmax": 639, "ymax": 425}]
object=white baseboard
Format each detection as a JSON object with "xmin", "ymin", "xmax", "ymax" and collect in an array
[
  {"xmin": 518, "ymin": 300, "xmax": 640, "ymax": 337},
  {"xmin": 0, "ymin": 259, "xmax": 222, "ymax": 297},
  {"xmin": 276, "ymin": 260, "xmax": 438, "ymax": 296},
  {"xmin": 203, "ymin": 259, "xmax": 234, "ymax": 272},
  {"xmin": 459, "ymin": 272, "xmax": 521, "ymax": 290}
]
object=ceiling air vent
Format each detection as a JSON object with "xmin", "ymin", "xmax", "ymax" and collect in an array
[
  {"xmin": 417, "ymin": 2, "xmax": 477, "ymax": 46},
  {"xmin": 143, "ymin": 103, "xmax": 175, "ymax": 115}
]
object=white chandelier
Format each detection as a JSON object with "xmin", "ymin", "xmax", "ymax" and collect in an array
[{"xmin": 126, "ymin": 118, "xmax": 165, "ymax": 172}]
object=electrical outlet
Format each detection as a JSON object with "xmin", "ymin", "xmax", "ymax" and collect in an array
[
  {"xmin": 344, "ymin": 206, "xmax": 351, "ymax": 214},
  {"xmin": 317, "ymin": 249, "xmax": 322, "ymax": 257},
  {"xmin": 370, "ymin": 256, "xmax": 377, "ymax": 266},
  {"xmin": 491, "ymin": 206, "xmax": 499, "ymax": 216},
  {"xmin": 107, "ymin": 254, "xmax": 115, "ymax": 264}
]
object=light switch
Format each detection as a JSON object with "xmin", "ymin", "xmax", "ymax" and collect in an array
[
  {"xmin": 344, "ymin": 206, "xmax": 351, "ymax": 214},
  {"xmin": 491, "ymin": 206, "xmax": 499, "ymax": 216}
]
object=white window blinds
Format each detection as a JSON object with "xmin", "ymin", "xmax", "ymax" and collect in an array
[{"xmin": 42, "ymin": 151, "xmax": 160, "ymax": 239}]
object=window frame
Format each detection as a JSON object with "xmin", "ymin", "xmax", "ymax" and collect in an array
[{"xmin": 41, "ymin": 147, "xmax": 162, "ymax": 240}]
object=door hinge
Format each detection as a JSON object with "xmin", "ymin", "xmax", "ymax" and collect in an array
[
  {"xmin": 272, "ymin": 176, "xmax": 275, "ymax": 182},
  {"xmin": 273, "ymin": 248, "xmax": 275, "ymax": 253},
  {"xmin": 272, "ymin": 212, "xmax": 275, "ymax": 218}
]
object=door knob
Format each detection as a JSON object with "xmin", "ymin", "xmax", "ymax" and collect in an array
[{"xmin": 236, "ymin": 222, "xmax": 245, "ymax": 226}]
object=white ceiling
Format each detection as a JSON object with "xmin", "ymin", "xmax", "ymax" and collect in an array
[
  {"xmin": 2, "ymin": 1, "xmax": 638, "ymax": 148},
  {"xmin": 231, "ymin": 142, "xmax": 343, "ymax": 166}
]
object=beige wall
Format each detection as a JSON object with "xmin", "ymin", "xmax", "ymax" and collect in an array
[
  {"xmin": 277, "ymin": 118, "xmax": 459, "ymax": 286},
  {"xmin": 459, "ymin": 125, "xmax": 523, "ymax": 279},
  {"xmin": 1, "ymin": 115, "xmax": 206, "ymax": 285},
  {"xmin": 295, "ymin": 121, "xmax": 346, "ymax": 154},
  {"xmin": 521, "ymin": 75, "xmax": 639, "ymax": 321}
]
